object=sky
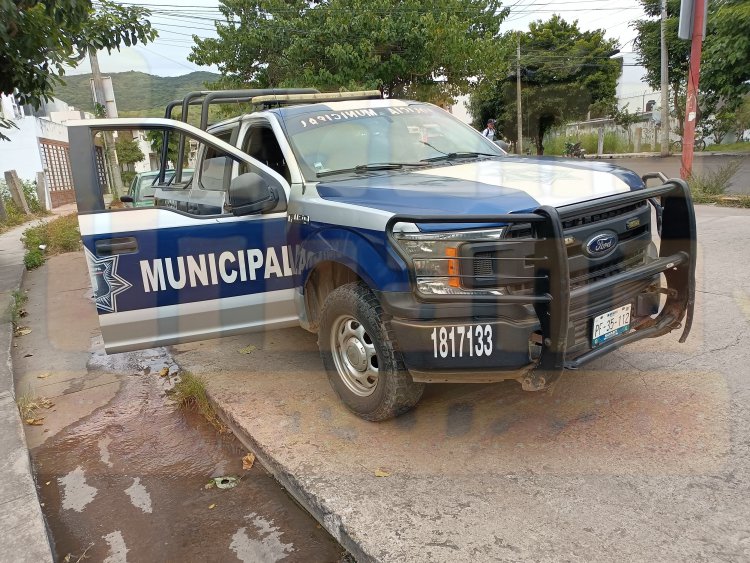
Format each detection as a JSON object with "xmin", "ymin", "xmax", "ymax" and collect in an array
[{"xmin": 68, "ymin": 0, "xmax": 654, "ymax": 102}]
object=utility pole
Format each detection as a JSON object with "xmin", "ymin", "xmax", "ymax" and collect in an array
[
  {"xmin": 679, "ymin": 0, "xmax": 706, "ymax": 179},
  {"xmin": 516, "ymin": 34, "xmax": 523, "ymax": 155},
  {"xmin": 660, "ymin": 0, "xmax": 670, "ymax": 157},
  {"xmin": 89, "ymin": 49, "xmax": 123, "ymax": 199}
]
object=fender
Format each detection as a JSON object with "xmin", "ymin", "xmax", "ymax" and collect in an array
[{"xmin": 297, "ymin": 225, "xmax": 411, "ymax": 294}]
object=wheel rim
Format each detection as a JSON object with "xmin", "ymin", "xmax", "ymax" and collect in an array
[{"xmin": 330, "ymin": 314, "xmax": 379, "ymax": 397}]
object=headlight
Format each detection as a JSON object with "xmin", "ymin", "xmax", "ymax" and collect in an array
[{"xmin": 393, "ymin": 226, "xmax": 507, "ymax": 296}]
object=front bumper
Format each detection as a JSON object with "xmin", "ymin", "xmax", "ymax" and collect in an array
[{"xmin": 384, "ymin": 178, "xmax": 697, "ymax": 385}]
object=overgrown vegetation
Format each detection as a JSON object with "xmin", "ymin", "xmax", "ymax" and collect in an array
[
  {"xmin": 0, "ymin": 179, "xmax": 49, "ymax": 232},
  {"xmin": 8, "ymin": 290, "xmax": 28, "ymax": 326},
  {"xmin": 706, "ymin": 141, "xmax": 750, "ymax": 153},
  {"xmin": 687, "ymin": 160, "xmax": 750, "ymax": 206},
  {"xmin": 543, "ymin": 132, "xmax": 632, "ymax": 156},
  {"xmin": 170, "ymin": 372, "xmax": 228, "ymax": 433},
  {"xmin": 688, "ymin": 160, "xmax": 741, "ymax": 196},
  {"xmin": 21, "ymin": 214, "xmax": 81, "ymax": 270}
]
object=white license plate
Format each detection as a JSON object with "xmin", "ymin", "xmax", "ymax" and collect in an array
[{"xmin": 591, "ymin": 304, "xmax": 631, "ymax": 346}]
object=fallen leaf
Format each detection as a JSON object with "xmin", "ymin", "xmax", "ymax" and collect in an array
[
  {"xmin": 45, "ymin": 481, "xmax": 51, "ymax": 485},
  {"xmin": 40, "ymin": 503, "xmax": 44, "ymax": 507},
  {"xmin": 25, "ymin": 418, "xmax": 44, "ymax": 426},
  {"xmin": 238, "ymin": 344, "xmax": 256, "ymax": 355},
  {"xmin": 242, "ymin": 453, "xmax": 255, "ymax": 470},
  {"xmin": 204, "ymin": 482, "xmax": 215, "ymax": 490},
  {"xmin": 37, "ymin": 373, "xmax": 50, "ymax": 379},
  {"xmin": 15, "ymin": 327, "xmax": 32, "ymax": 336},
  {"xmin": 374, "ymin": 469, "xmax": 391, "ymax": 478},
  {"xmin": 158, "ymin": 367, "xmax": 169, "ymax": 377},
  {"xmin": 208, "ymin": 503, "xmax": 216, "ymax": 509},
  {"xmin": 63, "ymin": 554, "xmax": 72, "ymax": 562}
]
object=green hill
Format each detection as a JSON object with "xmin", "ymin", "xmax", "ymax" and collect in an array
[{"xmin": 54, "ymin": 70, "xmax": 221, "ymax": 115}]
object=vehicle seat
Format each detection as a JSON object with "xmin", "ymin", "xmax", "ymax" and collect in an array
[{"xmin": 245, "ymin": 127, "xmax": 291, "ymax": 184}]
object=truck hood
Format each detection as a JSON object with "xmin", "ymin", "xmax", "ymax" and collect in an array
[{"xmin": 315, "ymin": 156, "xmax": 643, "ymax": 218}]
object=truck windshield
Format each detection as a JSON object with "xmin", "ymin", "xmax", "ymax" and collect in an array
[{"xmin": 283, "ymin": 103, "xmax": 505, "ymax": 181}]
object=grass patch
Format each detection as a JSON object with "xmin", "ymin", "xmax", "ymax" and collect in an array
[
  {"xmin": 8, "ymin": 290, "xmax": 28, "ymax": 326},
  {"xmin": 543, "ymin": 131, "xmax": 632, "ymax": 156},
  {"xmin": 170, "ymin": 372, "xmax": 229, "ymax": 433},
  {"xmin": 21, "ymin": 214, "xmax": 81, "ymax": 269},
  {"xmin": 0, "ymin": 179, "xmax": 51, "ymax": 232},
  {"xmin": 705, "ymin": 141, "xmax": 750, "ymax": 153},
  {"xmin": 16, "ymin": 389, "xmax": 53, "ymax": 422}
]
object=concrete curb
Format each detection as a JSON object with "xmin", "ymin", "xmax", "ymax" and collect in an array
[
  {"xmin": 590, "ymin": 151, "xmax": 748, "ymax": 159},
  {"xmin": 0, "ymin": 213, "xmax": 75, "ymax": 563},
  {"xmin": 211, "ymin": 402, "xmax": 369, "ymax": 562}
]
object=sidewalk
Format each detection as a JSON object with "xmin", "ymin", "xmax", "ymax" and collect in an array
[{"xmin": 0, "ymin": 205, "xmax": 76, "ymax": 563}]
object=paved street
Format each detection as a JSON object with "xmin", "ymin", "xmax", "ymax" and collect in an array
[
  {"xmin": 170, "ymin": 205, "xmax": 750, "ymax": 562},
  {"xmin": 597, "ymin": 153, "xmax": 750, "ymax": 194},
  {"xmin": 6, "ymin": 204, "xmax": 749, "ymax": 562}
]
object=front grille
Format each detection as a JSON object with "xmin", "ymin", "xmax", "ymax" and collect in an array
[
  {"xmin": 460, "ymin": 199, "xmax": 651, "ymax": 293},
  {"xmin": 569, "ymin": 249, "xmax": 646, "ymax": 289},
  {"xmin": 561, "ymin": 200, "xmax": 648, "ymax": 230},
  {"xmin": 472, "ymin": 251, "xmax": 495, "ymax": 277}
]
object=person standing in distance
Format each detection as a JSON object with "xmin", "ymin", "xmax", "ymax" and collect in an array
[{"xmin": 481, "ymin": 119, "xmax": 496, "ymax": 141}]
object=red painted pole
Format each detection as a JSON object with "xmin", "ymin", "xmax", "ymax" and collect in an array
[{"xmin": 680, "ymin": 0, "xmax": 706, "ymax": 179}]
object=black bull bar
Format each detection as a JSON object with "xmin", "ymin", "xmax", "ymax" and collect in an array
[{"xmin": 385, "ymin": 178, "xmax": 697, "ymax": 388}]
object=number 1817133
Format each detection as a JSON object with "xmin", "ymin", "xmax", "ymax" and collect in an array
[{"xmin": 430, "ymin": 325, "xmax": 493, "ymax": 359}]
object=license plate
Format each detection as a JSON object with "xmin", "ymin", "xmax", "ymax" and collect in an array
[{"xmin": 591, "ymin": 304, "xmax": 631, "ymax": 346}]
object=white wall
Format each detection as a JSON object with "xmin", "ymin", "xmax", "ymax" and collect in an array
[{"xmin": 0, "ymin": 118, "xmax": 44, "ymax": 181}]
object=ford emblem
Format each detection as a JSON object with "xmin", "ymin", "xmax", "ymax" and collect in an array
[{"xmin": 584, "ymin": 232, "xmax": 618, "ymax": 257}]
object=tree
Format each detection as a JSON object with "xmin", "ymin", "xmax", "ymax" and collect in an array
[
  {"xmin": 632, "ymin": 0, "xmax": 750, "ymax": 136},
  {"xmin": 702, "ymin": 110, "xmax": 735, "ymax": 144},
  {"xmin": 610, "ymin": 103, "xmax": 642, "ymax": 149},
  {"xmin": 190, "ymin": 0, "xmax": 508, "ymax": 104},
  {"xmin": 115, "ymin": 137, "xmax": 144, "ymax": 166},
  {"xmin": 146, "ymin": 130, "xmax": 188, "ymax": 168},
  {"xmin": 0, "ymin": 1, "xmax": 156, "ymax": 139},
  {"xmin": 469, "ymin": 17, "xmax": 621, "ymax": 154},
  {"xmin": 701, "ymin": 0, "xmax": 750, "ymax": 109},
  {"xmin": 735, "ymin": 95, "xmax": 750, "ymax": 141}
]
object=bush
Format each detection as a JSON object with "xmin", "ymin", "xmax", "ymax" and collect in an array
[
  {"xmin": 688, "ymin": 160, "xmax": 742, "ymax": 196},
  {"xmin": 24, "ymin": 248, "xmax": 45, "ymax": 270},
  {"xmin": 0, "ymin": 178, "xmax": 49, "ymax": 230},
  {"xmin": 21, "ymin": 214, "xmax": 80, "ymax": 269}
]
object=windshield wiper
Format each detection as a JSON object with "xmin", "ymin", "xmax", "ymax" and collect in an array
[
  {"xmin": 420, "ymin": 151, "xmax": 501, "ymax": 163},
  {"xmin": 316, "ymin": 162, "xmax": 427, "ymax": 178}
]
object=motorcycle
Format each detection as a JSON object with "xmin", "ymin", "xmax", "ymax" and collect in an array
[{"xmin": 563, "ymin": 141, "xmax": 586, "ymax": 158}]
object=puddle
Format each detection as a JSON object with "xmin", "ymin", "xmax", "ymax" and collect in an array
[{"xmin": 31, "ymin": 348, "xmax": 345, "ymax": 562}]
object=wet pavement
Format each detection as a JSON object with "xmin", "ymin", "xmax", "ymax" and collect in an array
[{"xmin": 13, "ymin": 254, "xmax": 344, "ymax": 562}]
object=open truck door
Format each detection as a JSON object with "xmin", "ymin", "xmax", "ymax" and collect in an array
[{"xmin": 69, "ymin": 118, "xmax": 298, "ymax": 353}]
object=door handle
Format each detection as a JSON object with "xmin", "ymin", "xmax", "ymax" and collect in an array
[{"xmin": 95, "ymin": 237, "xmax": 138, "ymax": 256}]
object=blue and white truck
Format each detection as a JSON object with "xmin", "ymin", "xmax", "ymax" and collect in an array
[{"xmin": 69, "ymin": 90, "xmax": 696, "ymax": 421}]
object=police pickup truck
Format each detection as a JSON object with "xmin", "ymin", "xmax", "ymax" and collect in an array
[{"xmin": 68, "ymin": 90, "xmax": 696, "ymax": 421}]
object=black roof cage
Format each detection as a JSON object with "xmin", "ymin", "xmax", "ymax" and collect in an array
[
  {"xmin": 161, "ymin": 88, "xmax": 384, "ymax": 184},
  {"xmin": 162, "ymin": 88, "xmax": 320, "ymax": 184}
]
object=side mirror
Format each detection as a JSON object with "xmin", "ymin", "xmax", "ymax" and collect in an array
[
  {"xmin": 228, "ymin": 172, "xmax": 279, "ymax": 216},
  {"xmin": 120, "ymin": 195, "xmax": 134, "ymax": 203}
]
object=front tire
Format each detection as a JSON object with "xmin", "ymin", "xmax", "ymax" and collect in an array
[{"xmin": 318, "ymin": 282, "xmax": 424, "ymax": 421}]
